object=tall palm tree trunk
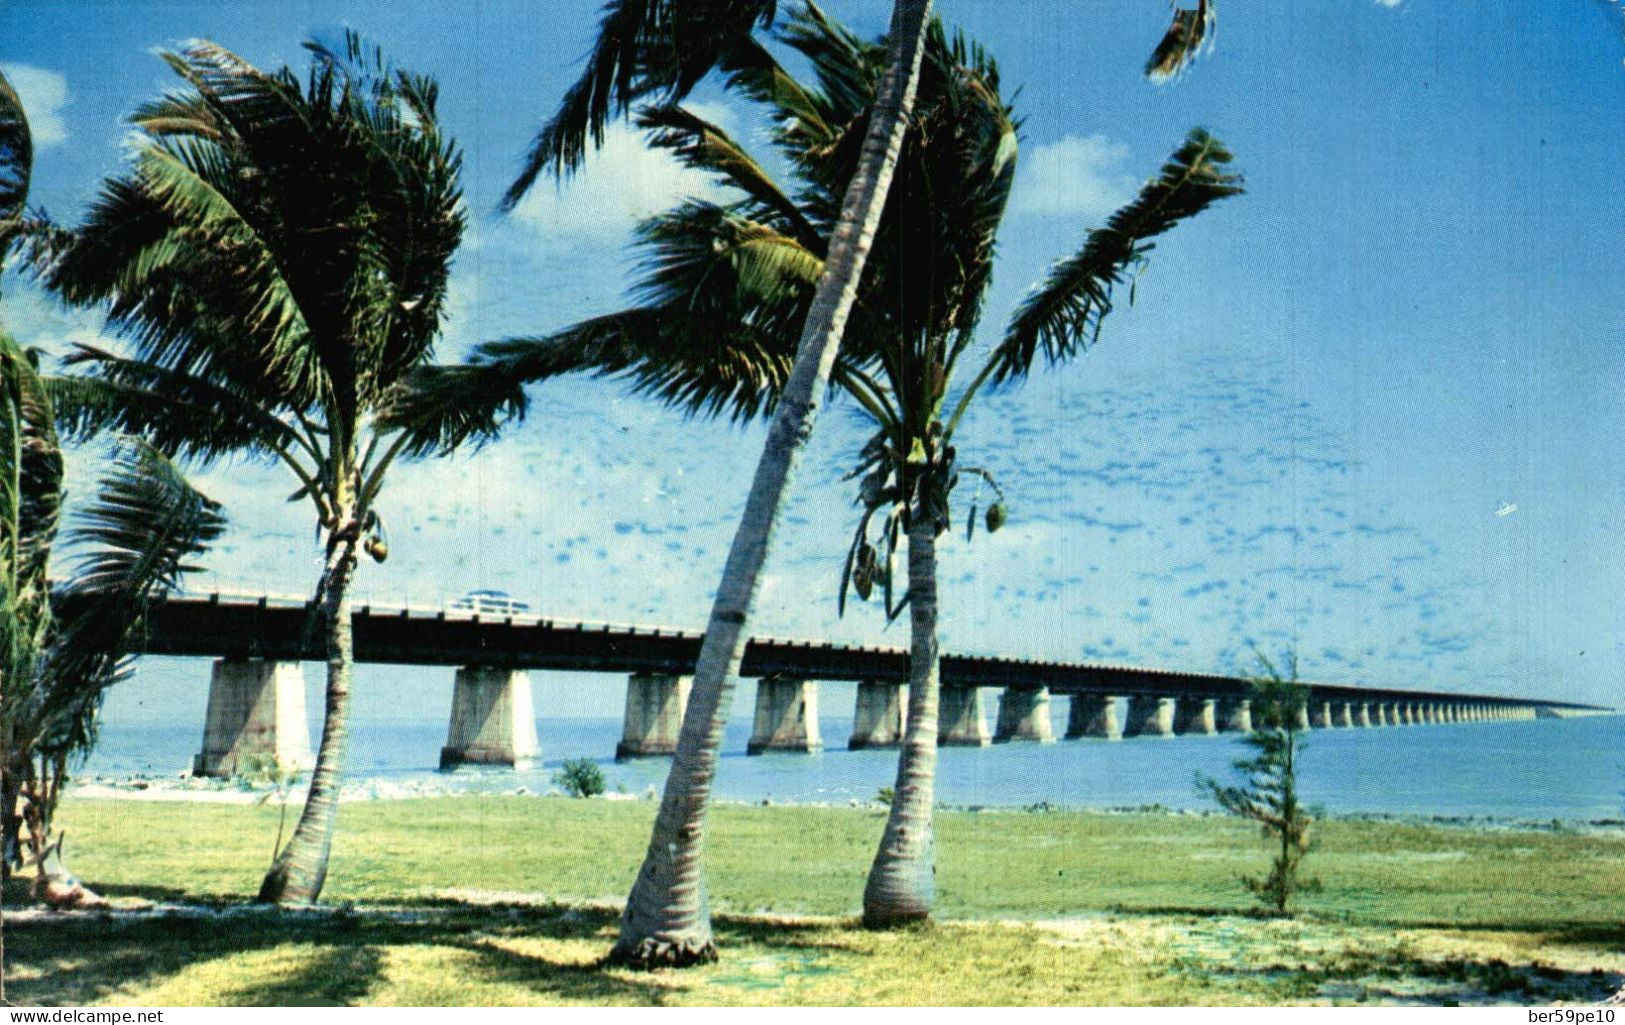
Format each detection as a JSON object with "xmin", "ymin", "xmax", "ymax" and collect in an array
[
  {"xmin": 862, "ymin": 515, "xmax": 940, "ymax": 926},
  {"xmin": 257, "ymin": 510, "xmax": 358, "ymax": 905},
  {"xmin": 609, "ymin": 0, "xmax": 935, "ymax": 969}
]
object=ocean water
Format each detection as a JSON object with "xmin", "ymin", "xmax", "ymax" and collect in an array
[{"xmin": 79, "ymin": 664, "xmax": 1625, "ymax": 821}]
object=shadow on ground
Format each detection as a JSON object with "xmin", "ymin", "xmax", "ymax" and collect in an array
[
  {"xmin": 3, "ymin": 900, "xmax": 852, "ymax": 1006},
  {"xmin": 7, "ymin": 896, "xmax": 1623, "ymax": 1006}
]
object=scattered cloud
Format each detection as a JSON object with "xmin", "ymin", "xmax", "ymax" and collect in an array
[
  {"xmin": 508, "ymin": 102, "xmax": 739, "ymax": 239},
  {"xmin": 1375, "ymin": 0, "xmax": 1404, "ymax": 7},
  {"xmin": 1011, "ymin": 134, "xmax": 1137, "ymax": 222},
  {"xmin": 0, "ymin": 63, "xmax": 71, "ymax": 148}
]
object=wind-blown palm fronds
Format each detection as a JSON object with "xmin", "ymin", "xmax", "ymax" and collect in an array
[
  {"xmin": 2, "ymin": 326, "xmax": 223, "ymax": 902},
  {"xmin": 38, "ymin": 440, "xmax": 224, "ymax": 769},
  {"xmin": 480, "ymin": 2, "xmax": 1240, "ymax": 941},
  {"xmin": 43, "ymin": 34, "xmax": 522, "ymax": 905},
  {"xmin": 504, "ymin": 0, "xmax": 778, "ymax": 204},
  {"xmin": 0, "ymin": 70, "xmax": 32, "ymax": 230},
  {"xmin": 987, "ymin": 128, "xmax": 1242, "ymax": 387}
]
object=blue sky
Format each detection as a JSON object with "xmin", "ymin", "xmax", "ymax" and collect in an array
[{"xmin": 3, "ymin": 0, "xmax": 1624, "ymax": 711}]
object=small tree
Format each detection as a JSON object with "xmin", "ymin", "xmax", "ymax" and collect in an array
[
  {"xmin": 1198, "ymin": 653, "xmax": 1320, "ymax": 914},
  {"xmin": 553, "ymin": 758, "xmax": 606, "ymax": 798}
]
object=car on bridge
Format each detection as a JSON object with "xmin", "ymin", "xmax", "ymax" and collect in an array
[{"xmin": 450, "ymin": 589, "xmax": 533, "ymax": 616}]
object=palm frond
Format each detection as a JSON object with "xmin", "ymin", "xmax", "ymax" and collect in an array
[
  {"xmin": 0, "ymin": 67, "xmax": 32, "ymax": 227},
  {"xmin": 777, "ymin": 1, "xmax": 881, "ymax": 132},
  {"xmin": 502, "ymin": 0, "xmax": 777, "ymax": 206},
  {"xmin": 1146, "ymin": 0, "xmax": 1216, "ymax": 84},
  {"xmin": 44, "ymin": 360, "xmax": 292, "ymax": 465},
  {"xmin": 717, "ymin": 36, "xmax": 837, "ymax": 156},
  {"xmin": 38, "ymin": 440, "xmax": 223, "ymax": 758},
  {"xmin": 992, "ymin": 128, "xmax": 1242, "ymax": 384},
  {"xmin": 635, "ymin": 200, "xmax": 823, "ymax": 317},
  {"xmin": 635, "ymin": 104, "xmax": 820, "ymax": 249},
  {"xmin": 476, "ymin": 308, "xmax": 793, "ymax": 423},
  {"xmin": 0, "ymin": 334, "xmax": 63, "ymax": 691},
  {"xmin": 373, "ymin": 363, "xmax": 529, "ymax": 458}
]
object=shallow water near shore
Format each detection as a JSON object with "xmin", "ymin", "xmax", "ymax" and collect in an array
[{"xmin": 79, "ymin": 663, "xmax": 1624, "ymax": 820}]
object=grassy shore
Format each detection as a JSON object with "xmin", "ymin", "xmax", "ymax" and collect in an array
[{"xmin": 6, "ymin": 796, "xmax": 1623, "ymax": 1005}]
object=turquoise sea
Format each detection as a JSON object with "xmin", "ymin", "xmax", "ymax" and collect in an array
[{"xmin": 81, "ymin": 658, "xmax": 1623, "ymax": 822}]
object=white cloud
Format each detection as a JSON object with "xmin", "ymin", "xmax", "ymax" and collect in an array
[
  {"xmin": 1011, "ymin": 134, "xmax": 1137, "ymax": 222},
  {"xmin": 1375, "ymin": 0, "xmax": 1403, "ymax": 7},
  {"xmin": 0, "ymin": 63, "xmax": 71, "ymax": 148},
  {"xmin": 509, "ymin": 103, "xmax": 739, "ymax": 238}
]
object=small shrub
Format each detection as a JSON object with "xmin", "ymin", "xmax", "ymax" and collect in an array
[
  {"xmin": 553, "ymin": 758, "xmax": 606, "ymax": 798},
  {"xmin": 875, "ymin": 786, "xmax": 895, "ymax": 806}
]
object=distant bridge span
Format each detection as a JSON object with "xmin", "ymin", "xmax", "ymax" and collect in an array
[{"xmin": 122, "ymin": 593, "xmax": 1612, "ymax": 775}]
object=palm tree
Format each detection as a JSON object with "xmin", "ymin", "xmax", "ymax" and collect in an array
[
  {"xmin": 479, "ymin": 2, "xmax": 1238, "ymax": 956},
  {"xmin": 38, "ymin": 35, "xmax": 523, "ymax": 905},
  {"xmin": 505, "ymin": 0, "xmax": 936, "ymax": 969},
  {"xmin": 0, "ymin": 348, "xmax": 225, "ymax": 903}
]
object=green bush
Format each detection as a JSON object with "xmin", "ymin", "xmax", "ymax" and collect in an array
[{"xmin": 553, "ymin": 758, "xmax": 606, "ymax": 798}]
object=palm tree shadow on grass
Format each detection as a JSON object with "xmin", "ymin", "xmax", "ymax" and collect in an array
[{"xmin": 4, "ymin": 899, "xmax": 850, "ymax": 1006}]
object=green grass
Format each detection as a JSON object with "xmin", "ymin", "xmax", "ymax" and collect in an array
[{"xmin": 5, "ymin": 797, "xmax": 1622, "ymax": 1006}]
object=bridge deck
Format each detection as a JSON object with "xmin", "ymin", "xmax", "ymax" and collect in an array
[{"xmin": 126, "ymin": 595, "xmax": 1608, "ymax": 711}]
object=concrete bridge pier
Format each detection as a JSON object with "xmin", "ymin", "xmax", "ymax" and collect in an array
[
  {"xmin": 1312, "ymin": 701, "xmax": 1333, "ymax": 729},
  {"xmin": 849, "ymin": 681, "xmax": 905, "ymax": 749},
  {"xmin": 1334, "ymin": 702, "xmax": 1354, "ymax": 728},
  {"xmin": 616, "ymin": 672, "xmax": 690, "ymax": 759},
  {"xmin": 1066, "ymin": 694, "xmax": 1119, "ymax": 739},
  {"xmin": 1372, "ymin": 703, "xmax": 1388, "ymax": 727},
  {"xmin": 994, "ymin": 687, "xmax": 1056, "ymax": 743},
  {"xmin": 194, "ymin": 658, "xmax": 315, "ymax": 778},
  {"xmin": 747, "ymin": 676, "xmax": 823, "ymax": 754},
  {"xmin": 939, "ymin": 686, "xmax": 991, "ymax": 746},
  {"xmin": 1173, "ymin": 696, "xmax": 1216, "ymax": 736},
  {"xmin": 1354, "ymin": 702, "xmax": 1373, "ymax": 728},
  {"xmin": 1123, "ymin": 695, "xmax": 1175, "ymax": 738},
  {"xmin": 440, "ymin": 666, "xmax": 539, "ymax": 769},
  {"xmin": 1217, "ymin": 697, "xmax": 1252, "ymax": 733}
]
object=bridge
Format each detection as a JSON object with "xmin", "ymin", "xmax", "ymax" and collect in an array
[{"xmin": 127, "ymin": 592, "xmax": 1613, "ymax": 777}]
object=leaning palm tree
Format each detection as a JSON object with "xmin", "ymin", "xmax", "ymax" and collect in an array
[
  {"xmin": 480, "ymin": 2, "xmax": 1238, "ymax": 958},
  {"xmin": 38, "ymin": 35, "xmax": 522, "ymax": 904},
  {"xmin": 507, "ymin": 0, "xmax": 935, "ymax": 969}
]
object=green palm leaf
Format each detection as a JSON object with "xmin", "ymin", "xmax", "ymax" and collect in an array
[
  {"xmin": 503, "ymin": 0, "xmax": 778, "ymax": 205},
  {"xmin": 373, "ymin": 364, "xmax": 529, "ymax": 458},
  {"xmin": 39, "ymin": 440, "xmax": 224, "ymax": 757},
  {"xmin": 0, "ymin": 68, "xmax": 32, "ymax": 228},
  {"xmin": 991, "ymin": 128, "xmax": 1242, "ymax": 385},
  {"xmin": 478, "ymin": 309, "xmax": 795, "ymax": 423},
  {"xmin": 635, "ymin": 104, "xmax": 821, "ymax": 248},
  {"xmin": 0, "ymin": 334, "xmax": 62, "ymax": 694},
  {"xmin": 47, "ymin": 346, "xmax": 304, "ymax": 464}
]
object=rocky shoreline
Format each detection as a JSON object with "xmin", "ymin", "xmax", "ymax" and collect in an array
[{"xmin": 64, "ymin": 773, "xmax": 1625, "ymax": 836}]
